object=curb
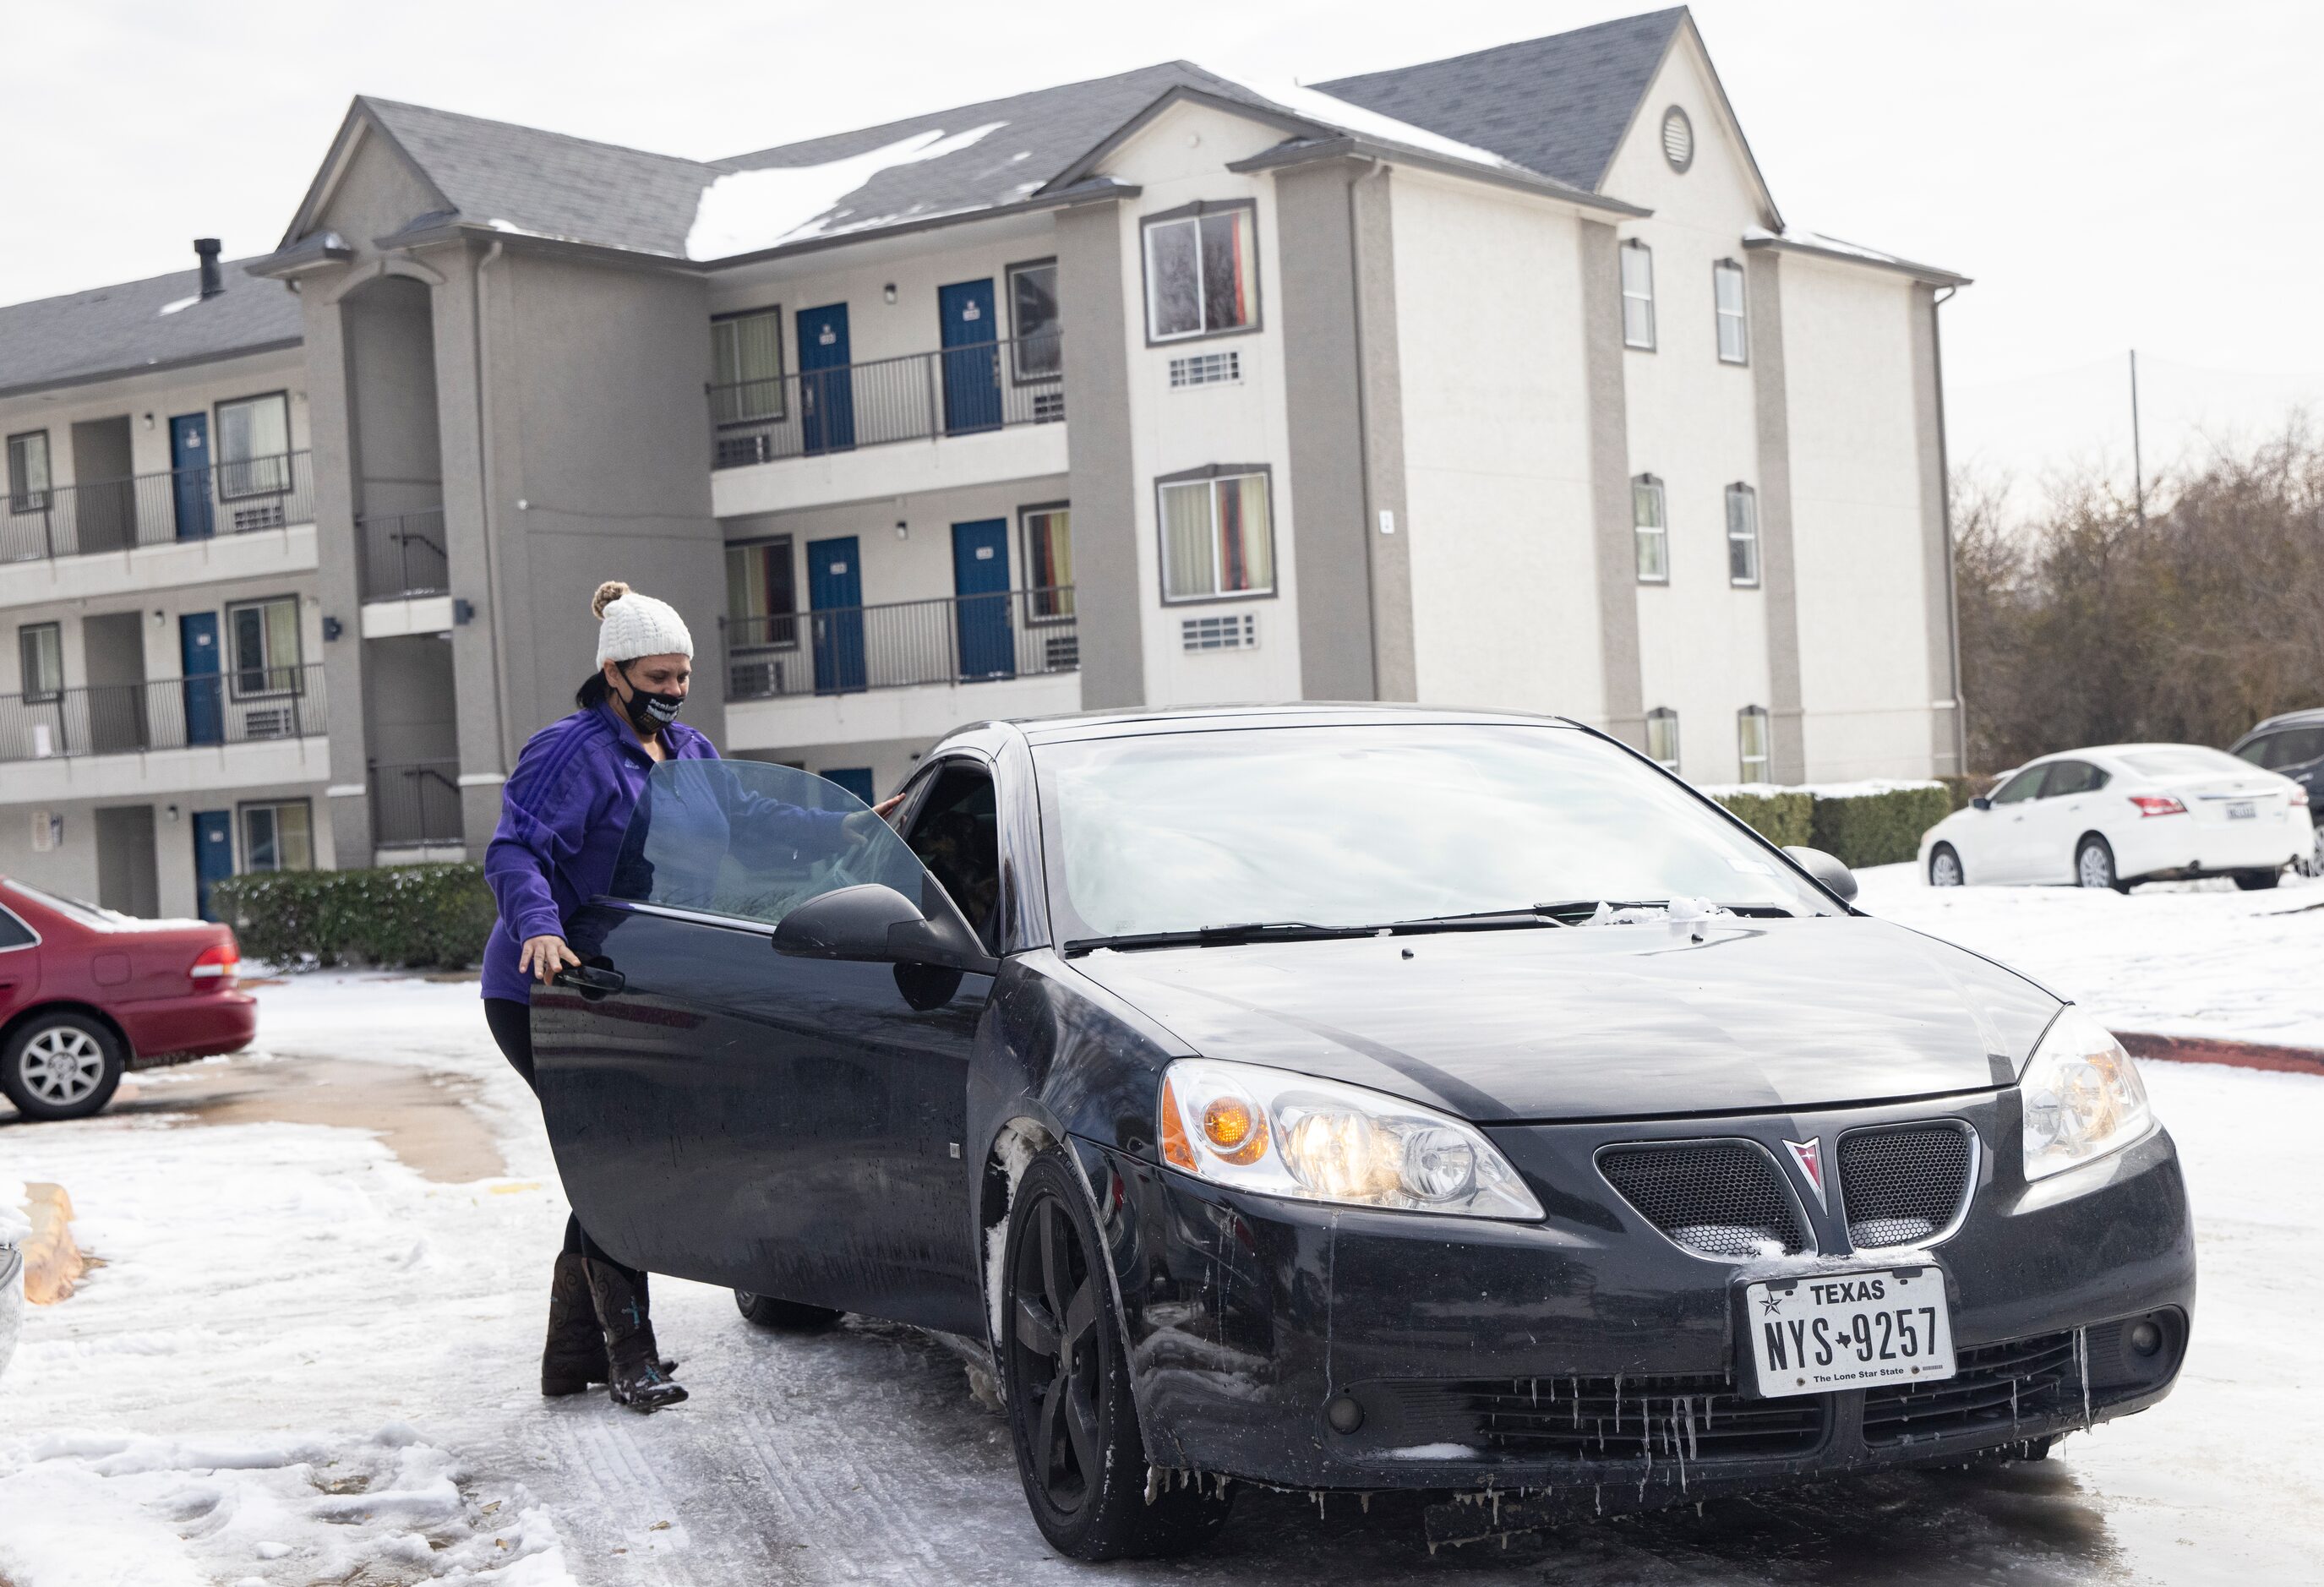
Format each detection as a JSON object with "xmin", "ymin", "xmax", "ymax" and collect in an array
[
  {"xmin": 2114, "ymin": 1031, "xmax": 2324, "ymax": 1078},
  {"xmin": 21, "ymin": 1182, "xmax": 86, "ymax": 1306}
]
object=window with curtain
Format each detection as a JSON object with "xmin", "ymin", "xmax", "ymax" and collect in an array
[
  {"xmin": 1159, "ymin": 471, "xmax": 1273, "ymax": 601},
  {"xmin": 227, "ymin": 596, "xmax": 300, "ymax": 696},
  {"xmin": 1620, "ymin": 241, "xmax": 1656, "ymax": 350},
  {"xmin": 1143, "ymin": 205, "xmax": 1257, "ymax": 342},
  {"xmin": 7, "ymin": 431, "xmax": 50, "ymax": 513},
  {"xmin": 1727, "ymin": 482, "xmax": 1760, "ymax": 586},
  {"xmin": 216, "ymin": 393, "xmax": 292, "ymax": 499},
  {"xmin": 1645, "ymin": 707, "xmax": 1680, "ymax": 774},
  {"xmin": 712, "ymin": 308, "xmax": 785, "ymax": 424},
  {"xmin": 725, "ymin": 538, "xmax": 797, "ymax": 648},
  {"xmin": 1022, "ymin": 505, "xmax": 1073, "ymax": 619},
  {"xmin": 1738, "ymin": 706, "xmax": 1770, "ymax": 783},
  {"xmin": 19, "ymin": 623, "xmax": 62, "ymax": 701},
  {"xmin": 1714, "ymin": 260, "xmax": 1748, "ymax": 363},
  {"xmin": 1633, "ymin": 475, "xmax": 1668, "ymax": 583},
  {"xmin": 241, "ymin": 800, "xmax": 314, "ymax": 873},
  {"xmin": 1009, "ymin": 262, "xmax": 1061, "ymax": 379}
]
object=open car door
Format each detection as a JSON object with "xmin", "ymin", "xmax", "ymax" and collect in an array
[{"xmin": 530, "ymin": 760, "xmax": 996, "ymax": 1336}]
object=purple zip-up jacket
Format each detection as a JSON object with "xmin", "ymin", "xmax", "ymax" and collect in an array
[{"xmin": 480, "ymin": 701, "xmax": 718, "ymax": 1003}]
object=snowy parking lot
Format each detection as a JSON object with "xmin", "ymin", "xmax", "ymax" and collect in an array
[{"xmin": 3, "ymin": 869, "xmax": 2321, "ymax": 1586}]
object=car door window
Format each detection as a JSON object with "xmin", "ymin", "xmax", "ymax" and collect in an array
[
  {"xmin": 903, "ymin": 761, "xmax": 1003, "ymax": 955},
  {"xmin": 1990, "ymin": 767, "xmax": 2045, "ymax": 804},
  {"xmin": 606, "ymin": 758, "xmax": 923, "ymax": 924},
  {"xmin": 2259, "ymin": 728, "xmax": 2324, "ymax": 770},
  {"xmin": 2041, "ymin": 760, "xmax": 2108, "ymax": 797}
]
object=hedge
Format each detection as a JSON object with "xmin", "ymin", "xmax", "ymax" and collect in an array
[
  {"xmin": 1709, "ymin": 783, "xmax": 1956, "ymax": 870},
  {"xmin": 210, "ymin": 863, "xmax": 494, "ymax": 970}
]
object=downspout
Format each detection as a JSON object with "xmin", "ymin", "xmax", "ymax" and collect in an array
[
  {"xmin": 473, "ymin": 240, "xmax": 512, "ymax": 770},
  {"xmin": 1346, "ymin": 157, "xmax": 1387, "ymax": 700},
  {"xmin": 1930, "ymin": 283, "xmax": 1967, "ymax": 776}
]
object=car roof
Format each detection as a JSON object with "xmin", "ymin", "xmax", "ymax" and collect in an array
[
  {"xmin": 935, "ymin": 701, "xmax": 1585, "ymax": 752},
  {"xmin": 2241, "ymin": 708, "xmax": 2324, "ymax": 738}
]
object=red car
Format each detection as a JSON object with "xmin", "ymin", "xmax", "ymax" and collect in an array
[{"xmin": 0, "ymin": 878, "xmax": 255, "ymax": 1121}]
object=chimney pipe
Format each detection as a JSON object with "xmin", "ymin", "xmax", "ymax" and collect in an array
[{"xmin": 195, "ymin": 238, "xmax": 222, "ymax": 299}]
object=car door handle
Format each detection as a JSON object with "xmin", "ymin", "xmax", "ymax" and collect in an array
[{"xmin": 553, "ymin": 964, "xmax": 626, "ymax": 995}]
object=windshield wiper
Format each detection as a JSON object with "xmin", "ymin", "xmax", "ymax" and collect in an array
[
  {"xmin": 1386, "ymin": 902, "xmax": 1601, "ymax": 932},
  {"xmin": 1062, "ymin": 921, "xmax": 1376, "ymax": 955}
]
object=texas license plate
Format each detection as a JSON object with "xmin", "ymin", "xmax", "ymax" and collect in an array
[
  {"xmin": 2227, "ymin": 800, "xmax": 2256, "ymax": 820},
  {"xmin": 1743, "ymin": 1268, "xmax": 1956, "ymax": 1397}
]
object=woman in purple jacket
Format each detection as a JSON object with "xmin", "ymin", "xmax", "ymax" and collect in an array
[{"xmin": 482, "ymin": 581, "xmax": 707, "ymax": 1410}]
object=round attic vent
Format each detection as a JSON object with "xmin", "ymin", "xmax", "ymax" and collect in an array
[{"xmin": 1661, "ymin": 106, "xmax": 1694, "ymax": 172}]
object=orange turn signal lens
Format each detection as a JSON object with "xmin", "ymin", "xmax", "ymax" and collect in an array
[
  {"xmin": 1201, "ymin": 1094, "xmax": 1268, "ymax": 1164},
  {"xmin": 1159, "ymin": 1076, "xmax": 1196, "ymax": 1170}
]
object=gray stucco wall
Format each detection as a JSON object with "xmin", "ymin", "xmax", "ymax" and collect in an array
[
  {"xmin": 297, "ymin": 282, "xmax": 369, "ymax": 865},
  {"xmin": 1579, "ymin": 221, "xmax": 1645, "ymax": 746},
  {"xmin": 1054, "ymin": 199, "xmax": 1143, "ymax": 709},
  {"xmin": 1909, "ymin": 283, "xmax": 1963, "ymax": 777},
  {"xmin": 341, "ymin": 275, "xmax": 443, "ymax": 518},
  {"xmin": 1748, "ymin": 251, "xmax": 1807, "ymax": 783}
]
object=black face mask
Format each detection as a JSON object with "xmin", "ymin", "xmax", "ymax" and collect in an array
[{"xmin": 615, "ymin": 665, "xmax": 685, "ymax": 734}]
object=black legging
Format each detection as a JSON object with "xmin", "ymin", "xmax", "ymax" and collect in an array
[{"xmin": 485, "ymin": 997, "xmax": 643, "ymax": 1284}]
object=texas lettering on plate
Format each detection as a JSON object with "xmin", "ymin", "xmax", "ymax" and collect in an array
[{"xmin": 1745, "ymin": 1267, "xmax": 1957, "ymax": 1397}]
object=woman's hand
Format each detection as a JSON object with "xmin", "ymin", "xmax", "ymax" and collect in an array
[
  {"xmin": 872, "ymin": 794, "xmax": 904, "ymax": 819},
  {"xmin": 520, "ymin": 934, "xmax": 581, "ymax": 984},
  {"xmin": 843, "ymin": 794, "xmax": 908, "ymax": 838}
]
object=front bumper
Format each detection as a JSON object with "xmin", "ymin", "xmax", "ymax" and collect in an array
[{"xmin": 1079, "ymin": 1087, "xmax": 2192, "ymax": 1508}]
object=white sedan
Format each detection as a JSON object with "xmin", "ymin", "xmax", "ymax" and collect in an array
[{"xmin": 1920, "ymin": 743, "xmax": 2310, "ymax": 892}]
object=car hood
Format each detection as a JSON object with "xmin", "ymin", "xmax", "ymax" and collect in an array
[{"xmin": 1066, "ymin": 915, "xmax": 2059, "ymax": 1123}]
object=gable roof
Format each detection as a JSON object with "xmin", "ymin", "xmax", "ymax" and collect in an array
[
  {"xmin": 0, "ymin": 255, "xmax": 301, "ymax": 401},
  {"xmin": 1316, "ymin": 8, "xmax": 1688, "ymax": 194}
]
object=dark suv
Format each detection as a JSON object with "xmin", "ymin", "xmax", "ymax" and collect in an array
[{"xmin": 2229, "ymin": 709, "xmax": 2324, "ymax": 874}]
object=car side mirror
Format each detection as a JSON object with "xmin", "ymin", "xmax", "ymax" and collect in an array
[
  {"xmin": 1783, "ymin": 844, "xmax": 1859, "ymax": 905},
  {"xmin": 773, "ymin": 881, "xmax": 997, "ymax": 973},
  {"xmin": 1969, "ymin": 795, "xmax": 1992, "ymax": 811}
]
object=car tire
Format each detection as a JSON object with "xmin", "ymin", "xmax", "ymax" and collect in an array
[
  {"xmin": 1001, "ymin": 1150, "xmax": 1233, "ymax": 1560},
  {"xmin": 2298, "ymin": 825, "xmax": 2323, "ymax": 879},
  {"xmin": 2231, "ymin": 868, "xmax": 2282, "ymax": 892},
  {"xmin": 2075, "ymin": 836, "xmax": 2128, "ymax": 893},
  {"xmin": 2, "ymin": 1012, "xmax": 125, "ymax": 1122},
  {"xmin": 1928, "ymin": 844, "xmax": 1965, "ymax": 887},
  {"xmin": 734, "ymin": 1290, "xmax": 843, "ymax": 1332}
]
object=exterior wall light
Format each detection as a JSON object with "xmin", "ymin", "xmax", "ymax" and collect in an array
[
  {"xmin": 883, "ymin": 283, "xmax": 897, "ymax": 304},
  {"xmin": 896, "ymin": 521, "xmax": 908, "ymax": 540}
]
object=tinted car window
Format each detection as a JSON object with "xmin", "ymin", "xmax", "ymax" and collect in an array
[
  {"xmin": 2250, "ymin": 727, "xmax": 2324, "ymax": 770},
  {"xmin": 905, "ymin": 761, "xmax": 1002, "ymax": 953},
  {"xmin": 3, "ymin": 879, "xmax": 127, "ymax": 926},
  {"xmin": 1990, "ymin": 766, "xmax": 2046, "ymax": 804},
  {"xmin": 0, "ymin": 905, "xmax": 34, "ymax": 949},
  {"xmin": 2041, "ymin": 760, "xmax": 2109, "ymax": 797},
  {"xmin": 607, "ymin": 760, "xmax": 923, "ymax": 928},
  {"xmin": 1036, "ymin": 724, "xmax": 1833, "ymax": 940}
]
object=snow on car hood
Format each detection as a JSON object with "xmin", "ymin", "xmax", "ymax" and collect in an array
[{"xmin": 1067, "ymin": 916, "xmax": 2060, "ymax": 1122}]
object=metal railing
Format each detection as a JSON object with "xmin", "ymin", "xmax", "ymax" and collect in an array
[
  {"xmin": 723, "ymin": 586, "xmax": 1077, "ymax": 701},
  {"xmin": 370, "ymin": 759, "xmax": 465, "ymax": 848},
  {"xmin": 710, "ymin": 334, "xmax": 1063, "ymax": 469},
  {"xmin": 0, "ymin": 662, "xmax": 327, "ymax": 764},
  {"xmin": 1, "ymin": 451, "xmax": 314, "ymax": 563},
  {"xmin": 357, "ymin": 507, "xmax": 450, "ymax": 600}
]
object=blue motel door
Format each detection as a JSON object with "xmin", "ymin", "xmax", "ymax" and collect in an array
[
  {"xmin": 950, "ymin": 519, "xmax": 1015, "ymax": 680},
  {"xmin": 938, "ymin": 279, "xmax": 1001, "ymax": 434},
  {"xmin": 180, "ymin": 612, "xmax": 224, "ymax": 745},
  {"xmin": 171, "ymin": 413, "xmax": 213, "ymax": 539},
  {"xmin": 193, "ymin": 811, "xmax": 233, "ymax": 920},
  {"xmin": 807, "ymin": 536, "xmax": 866, "ymax": 694},
  {"xmin": 797, "ymin": 304, "xmax": 855, "ymax": 454}
]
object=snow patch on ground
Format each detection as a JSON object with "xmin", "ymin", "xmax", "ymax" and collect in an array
[
  {"xmin": 685, "ymin": 123, "xmax": 1004, "ymax": 260},
  {"xmin": 1697, "ymin": 777, "xmax": 1946, "ymax": 800}
]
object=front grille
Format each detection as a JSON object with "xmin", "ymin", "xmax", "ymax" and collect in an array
[
  {"xmin": 1862, "ymin": 1330, "xmax": 2078, "ymax": 1445},
  {"xmin": 1599, "ymin": 1142, "xmax": 1812, "ymax": 1259},
  {"xmin": 1839, "ymin": 1125, "xmax": 1973, "ymax": 1248},
  {"xmin": 1379, "ymin": 1373, "xmax": 1827, "ymax": 1462}
]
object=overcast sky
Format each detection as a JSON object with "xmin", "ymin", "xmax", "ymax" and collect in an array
[{"xmin": 5, "ymin": 0, "xmax": 2317, "ymax": 503}]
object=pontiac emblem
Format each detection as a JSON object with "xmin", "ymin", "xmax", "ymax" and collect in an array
[{"xmin": 1783, "ymin": 1137, "xmax": 1827, "ymax": 1209}]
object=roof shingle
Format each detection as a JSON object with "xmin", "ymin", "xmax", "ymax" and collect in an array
[{"xmin": 0, "ymin": 257, "xmax": 301, "ymax": 400}]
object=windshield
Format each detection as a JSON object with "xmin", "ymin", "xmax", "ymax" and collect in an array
[
  {"xmin": 608, "ymin": 760, "xmax": 925, "ymax": 928},
  {"xmin": 3, "ymin": 878, "xmax": 133, "ymax": 927},
  {"xmin": 1037, "ymin": 724, "xmax": 1833, "ymax": 941}
]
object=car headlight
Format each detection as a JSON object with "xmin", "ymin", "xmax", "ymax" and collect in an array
[
  {"xmin": 1157, "ymin": 1058, "xmax": 1544, "ymax": 1219},
  {"xmin": 2020, "ymin": 1007, "xmax": 2154, "ymax": 1181}
]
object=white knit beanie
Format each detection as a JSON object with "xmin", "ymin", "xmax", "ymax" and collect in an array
[{"xmin": 592, "ymin": 581, "xmax": 695, "ymax": 665}]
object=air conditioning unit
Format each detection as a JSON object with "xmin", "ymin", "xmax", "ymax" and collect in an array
[
  {"xmin": 242, "ymin": 707, "xmax": 296, "ymax": 739},
  {"xmin": 1181, "ymin": 613, "xmax": 1257, "ymax": 652},
  {"xmin": 232, "ymin": 502, "xmax": 287, "ymax": 532},
  {"xmin": 1042, "ymin": 634, "xmax": 1080, "ymax": 671},
  {"xmin": 728, "ymin": 656, "xmax": 790, "ymax": 700}
]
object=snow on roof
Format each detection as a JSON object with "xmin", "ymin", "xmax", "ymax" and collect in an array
[
  {"xmin": 1200, "ymin": 71, "xmax": 1530, "ymax": 173},
  {"xmin": 685, "ymin": 123, "xmax": 1007, "ymax": 260},
  {"xmin": 1743, "ymin": 226, "xmax": 1967, "ymax": 286}
]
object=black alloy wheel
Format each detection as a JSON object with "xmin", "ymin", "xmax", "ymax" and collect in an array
[
  {"xmin": 2075, "ymin": 836, "xmax": 2128, "ymax": 893},
  {"xmin": 734, "ymin": 1290, "xmax": 843, "ymax": 1331},
  {"xmin": 1001, "ymin": 1151, "xmax": 1231, "ymax": 1559},
  {"xmin": 2, "ymin": 1012, "xmax": 125, "ymax": 1121},
  {"xmin": 1928, "ymin": 843, "xmax": 1965, "ymax": 887}
]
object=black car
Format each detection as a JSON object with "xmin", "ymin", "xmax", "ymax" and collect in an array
[
  {"xmin": 532, "ymin": 706, "xmax": 2193, "ymax": 1560},
  {"xmin": 2229, "ymin": 708, "xmax": 2324, "ymax": 874}
]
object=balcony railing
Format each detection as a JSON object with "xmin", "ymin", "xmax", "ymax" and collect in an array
[
  {"xmin": 357, "ymin": 507, "xmax": 450, "ymax": 601},
  {"xmin": 710, "ymin": 334, "xmax": 1063, "ymax": 469},
  {"xmin": 1, "ymin": 451, "xmax": 314, "ymax": 563},
  {"xmin": 723, "ymin": 586, "xmax": 1077, "ymax": 701},
  {"xmin": 0, "ymin": 662, "xmax": 328, "ymax": 764},
  {"xmin": 370, "ymin": 759, "xmax": 464, "ymax": 849}
]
